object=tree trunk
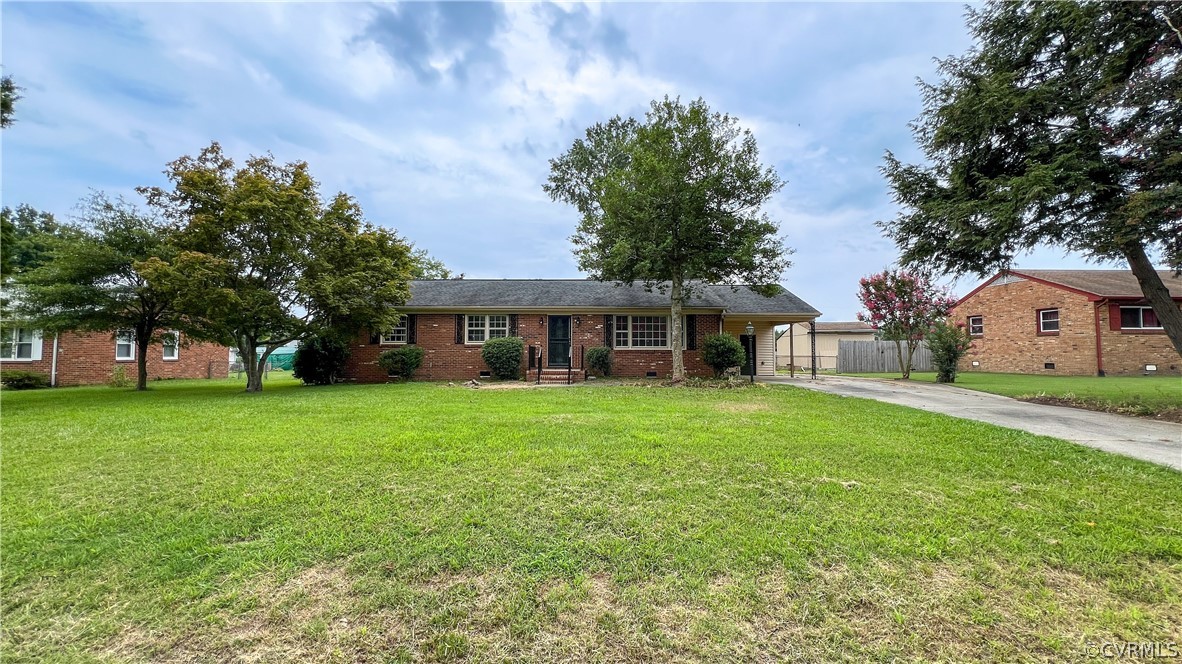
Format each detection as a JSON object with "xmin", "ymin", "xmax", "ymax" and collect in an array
[
  {"xmin": 669, "ymin": 275, "xmax": 686, "ymax": 382},
  {"xmin": 241, "ymin": 338, "xmax": 263, "ymax": 393},
  {"xmin": 135, "ymin": 327, "xmax": 150, "ymax": 391},
  {"xmin": 1123, "ymin": 243, "xmax": 1182, "ymax": 357},
  {"xmin": 893, "ymin": 339, "xmax": 907, "ymax": 379},
  {"xmin": 903, "ymin": 340, "xmax": 918, "ymax": 380}
]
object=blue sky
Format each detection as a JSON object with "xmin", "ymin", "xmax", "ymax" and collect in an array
[{"xmin": 1, "ymin": 1, "xmax": 1105, "ymax": 320}]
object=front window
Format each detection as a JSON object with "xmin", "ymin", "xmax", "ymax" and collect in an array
[
  {"xmin": 466, "ymin": 315, "xmax": 509, "ymax": 343},
  {"xmin": 614, "ymin": 315, "xmax": 669, "ymax": 348},
  {"xmin": 1, "ymin": 328, "xmax": 37, "ymax": 360},
  {"xmin": 1038, "ymin": 309, "xmax": 1060, "ymax": 334},
  {"xmin": 162, "ymin": 331, "xmax": 179, "ymax": 360},
  {"xmin": 381, "ymin": 320, "xmax": 408, "ymax": 344},
  {"xmin": 115, "ymin": 330, "xmax": 136, "ymax": 360},
  {"xmin": 967, "ymin": 315, "xmax": 984, "ymax": 336},
  {"xmin": 1120, "ymin": 306, "xmax": 1161, "ymax": 330}
]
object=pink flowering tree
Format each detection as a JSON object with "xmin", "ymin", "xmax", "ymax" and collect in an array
[{"xmin": 856, "ymin": 270, "xmax": 958, "ymax": 379}]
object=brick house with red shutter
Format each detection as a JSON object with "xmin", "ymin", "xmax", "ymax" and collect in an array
[
  {"xmin": 952, "ymin": 269, "xmax": 1182, "ymax": 376},
  {"xmin": 344, "ymin": 279, "xmax": 820, "ymax": 382},
  {"xmin": 1, "ymin": 328, "xmax": 228, "ymax": 386}
]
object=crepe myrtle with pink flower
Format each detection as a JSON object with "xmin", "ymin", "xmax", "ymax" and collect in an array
[{"xmin": 856, "ymin": 270, "xmax": 958, "ymax": 378}]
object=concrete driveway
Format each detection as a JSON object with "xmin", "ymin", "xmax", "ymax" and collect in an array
[{"xmin": 764, "ymin": 375, "xmax": 1182, "ymax": 471}]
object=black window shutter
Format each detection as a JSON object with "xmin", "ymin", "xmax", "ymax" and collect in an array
[
  {"xmin": 509, "ymin": 314, "xmax": 518, "ymax": 337},
  {"xmin": 605, "ymin": 315, "xmax": 614, "ymax": 348},
  {"xmin": 369, "ymin": 328, "xmax": 380, "ymax": 344},
  {"xmin": 407, "ymin": 314, "xmax": 417, "ymax": 344},
  {"xmin": 454, "ymin": 314, "xmax": 464, "ymax": 344},
  {"xmin": 686, "ymin": 315, "xmax": 697, "ymax": 350}
]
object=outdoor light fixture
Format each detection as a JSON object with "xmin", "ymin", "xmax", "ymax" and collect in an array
[
  {"xmin": 745, "ymin": 322, "xmax": 755, "ymax": 384},
  {"xmin": 539, "ymin": 316, "xmax": 545, "ymax": 326},
  {"xmin": 574, "ymin": 316, "xmax": 581, "ymax": 326}
]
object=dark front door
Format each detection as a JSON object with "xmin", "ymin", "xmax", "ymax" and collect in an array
[
  {"xmin": 547, "ymin": 315, "xmax": 571, "ymax": 368},
  {"xmin": 740, "ymin": 334, "xmax": 756, "ymax": 376}
]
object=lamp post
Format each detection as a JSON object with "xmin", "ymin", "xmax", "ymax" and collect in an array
[{"xmin": 744, "ymin": 322, "xmax": 755, "ymax": 384}]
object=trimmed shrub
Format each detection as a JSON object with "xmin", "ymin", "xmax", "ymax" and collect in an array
[
  {"xmin": 927, "ymin": 320, "xmax": 973, "ymax": 383},
  {"xmin": 481, "ymin": 336, "xmax": 524, "ymax": 380},
  {"xmin": 378, "ymin": 345, "xmax": 424, "ymax": 379},
  {"xmin": 292, "ymin": 335, "xmax": 351, "ymax": 385},
  {"xmin": 702, "ymin": 333, "xmax": 746, "ymax": 378},
  {"xmin": 0, "ymin": 369, "xmax": 50, "ymax": 390},
  {"xmin": 585, "ymin": 346, "xmax": 612, "ymax": 376}
]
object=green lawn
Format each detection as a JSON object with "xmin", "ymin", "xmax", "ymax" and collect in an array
[
  {"xmin": 2, "ymin": 379, "xmax": 1180, "ymax": 662},
  {"xmin": 844, "ymin": 372, "xmax": 1181, "ymax": 417}
]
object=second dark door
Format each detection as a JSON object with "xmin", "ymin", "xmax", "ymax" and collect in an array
[{"xmin": 547, "ymin": 315, "xmax": 571, "ymax": 368}]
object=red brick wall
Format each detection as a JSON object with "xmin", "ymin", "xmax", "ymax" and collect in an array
[
  {"xmin": 953, "ymin": 277, "xmax": 1182, "ymax": 376},
  {"xmin": 953, "ymin": 278, "xmax": 1099, "ymax": 375},
  {"xmin": 0, "ymin": 330, "xmax": 228, "ymax": 386},
  {"xmin": 344, "ymin": 313, "xmax": 722, "ymax": 382},
  {"xmin": 1096, "ymin": 303, "xmax": 1182, "ymax": 376}
]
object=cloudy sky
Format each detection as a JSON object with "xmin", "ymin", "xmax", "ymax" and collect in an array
[{"xmin": 2, "ymin": 1, "xmax": 1104, "ymax": 320}]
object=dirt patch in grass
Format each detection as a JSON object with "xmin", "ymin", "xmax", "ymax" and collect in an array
[
  {"xmin": 714, "ymin": 402, "xmax": 771, "ymax": 413},
  {"xmin": 1020, "ymin": 395, "xmax": 1182, "ymax": 423},
  {"xmin": 95, "ymin": 560, "xmax": 1182, "ymax": 663}
]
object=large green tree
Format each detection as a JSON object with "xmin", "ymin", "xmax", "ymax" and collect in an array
[
  {"xmin": 0, "ymin": 205, "xmax": 83, "ymax": 279},
  {"xmin": 545, "ymin": 97, "xmax": 791, "ymax": 381},
  {"xmin": 14, "ymin": 194, "xmax": 185, "ymax": 390},
  {"xmin": 139, "ymin": 142, "xmax": 415, "ymax": 392},
  {"xmin": 1, "ymin": 74, "xmax": 21, "ymax": 129},
  {"xmin": 881, "ymin": 1, "xmax": 1182, "ymax": 355},
  {"xmin": 410, "ymin": 247, "xmax": 452, "ymax": 279}
]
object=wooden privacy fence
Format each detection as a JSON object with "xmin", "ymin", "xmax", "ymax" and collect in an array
[{"xmin": 837, "ymin": 340, "xmax": 932, "ymax": 373}]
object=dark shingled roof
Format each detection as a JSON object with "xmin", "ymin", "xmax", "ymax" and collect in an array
[
  {"xmin": 1011, "ymin": 270, "xmax": 1181, "ymax": 298},
  {"xmin": 405, "ymin": 279, "xmax": 820, "ymax": 316}
]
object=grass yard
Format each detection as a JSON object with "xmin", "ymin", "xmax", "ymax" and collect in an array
[
  {"xmin": 2, "ymin": 378, "xmax": 1180, "ymax": 662},
  {"xmin": 844, "ymin": 372, "xmax": 1182, "ymax": 419}
]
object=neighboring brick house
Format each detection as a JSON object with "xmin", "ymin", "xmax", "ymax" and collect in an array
[
  {"xmin": 344, "ymin": 279, "xmax": 820, "ymax": 382},
  {"xmin": 953, "ymin": 269, "xmax": 1182, "ymax": 376},
  {"xmin": 0, "ymin": 328, "xmax": 229, "ymax": 386}
]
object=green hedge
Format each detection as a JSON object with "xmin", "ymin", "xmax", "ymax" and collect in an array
[
  {"xmin": 292, "ymin": 336, "xmax": 351, "ymax": 385},
  {"xmin": 585, "ymin": 346, "xmax": 611, "ymax": 376},
  {"xmin": 1, "ymin": 370, "xmax": 50, "ymax": 390},
  {"xmin": 378, "ymin": 346, "xmax": 424, "ymax": 379},
  {"xmin": 481, "ymin": 337, "xmax": 524, "ymax": 380},
  {"xmin": 702, "ymin": 333, "xmax": 746, "ymax": 378}
]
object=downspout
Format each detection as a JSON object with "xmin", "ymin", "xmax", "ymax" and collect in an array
[
  {"xmin": 1093, "ymin": 299, "xmax": 1106, "ymax": 377},
  {"xmin": 51, "ymin": 333, "xmax": 60, "ymax": 387}
]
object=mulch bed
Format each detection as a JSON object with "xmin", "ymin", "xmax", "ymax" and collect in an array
[{"xmin": 1020, "ymin": 395, "xmax": 1182, "ymax": 424}]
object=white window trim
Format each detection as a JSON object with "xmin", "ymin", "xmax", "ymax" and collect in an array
[
  {"xmin": 115, "ymin": 330, "xmax": 136, "ymax": 361},
  {"xmin": 613, "ymin": 315, "xmax": 688, "ymax": 350},
  {"xmin": 1038, "ymin": 309, "xmax": 1060, "ymax": 333},
  {"xmin": 465, "ymin": 314, "xmax": 510, "ymax": 345},
  {"xmin": 1, "ymin": 327, "xmax": 43, "ymax": 362},
  {"xmin": 967, "ymin": 315, "xmax": 984, "ymax": 337},
  {"xmin": 1119, "ymin": 306, "xmax": 1163, "ymax": 330},
  {"xmin": 380, "ymin": 320, "xmax": 408, "ymax": 345},
  {"xmin": 162, "ymin": 331, "xmax": 180, "ymax": 361}
]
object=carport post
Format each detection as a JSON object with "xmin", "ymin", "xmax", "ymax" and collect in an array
[
  {"xmin": 788, "ymin": 323, "xmax": 795, "ymax": 378},
  {"xmin": 810, "ymin": 321, "xmax": 817, "ymax": 380}
]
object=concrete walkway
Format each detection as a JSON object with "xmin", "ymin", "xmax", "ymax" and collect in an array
[{"xmin": 763, "ymin": 375, "xmax": 1182, "ymax": 471}]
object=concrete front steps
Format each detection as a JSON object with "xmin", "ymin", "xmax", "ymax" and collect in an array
[{"xmin": 526, "ymin": 368, "xmax": 586, "ymax": 384}]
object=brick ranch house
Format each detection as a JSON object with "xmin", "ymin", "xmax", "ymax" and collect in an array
[
  {"xmin": 952, "ymin": 269, "xmax": 1182, "ymax": 376},
  {"xmin": 345, "ymin": 279, "xmax": 820, "ymax": 382},
  {"xmin": 1, "ymin": 327, "xmax": 228, "ymax": 386}
]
